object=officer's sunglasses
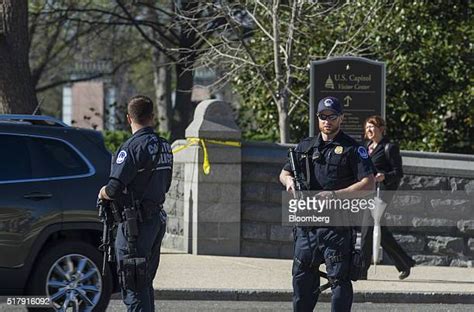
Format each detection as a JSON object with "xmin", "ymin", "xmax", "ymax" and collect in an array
[{"xmin": 317, "ymin": 113, "xmax": 340, "ymax": 121}]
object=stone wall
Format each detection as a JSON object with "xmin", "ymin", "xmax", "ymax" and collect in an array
[
  {"xmin": 161, "ymin": 100, "xmax": 474, "ymax": 267},
  {"xmin": 241, "ymin": 142, "xmax": 293, "ymax": 258},
  {"xmin": 162, "ymin": 141, "xmax": 186, "ymax": 251},
  {"xmin": 239, "ymin": 142, "xmax": 474, "ymax": 267},
  {"xmin": 384, "ymin": 174, "xmax": 474, "ymax": 267}
]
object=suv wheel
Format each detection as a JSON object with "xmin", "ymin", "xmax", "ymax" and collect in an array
[{"xmin": 27, "ymin": 241, "xmax": 112, "ymax": 312}]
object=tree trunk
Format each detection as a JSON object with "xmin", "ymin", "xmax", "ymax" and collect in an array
[
  {"xmin": 277, "ymin": 90, "xmax": 290, "ymax": 143},
  {"xmin": 170, "ymin": 0, "xmax": 199, "ymax": 140},
  {"xmin": 172, "ymin": 62, "xmax": 194, "ymax": 140},
  {"xmin": 111, "ymin": 65, "xmax": 133, "ymax": 130},
  {"xmin": 145, "ymin": 0, "xmax": 172, "ymax": 134},
  {"xmin": 152, "ymin": 48, "xmax": 172, "ymax": 134},
  {"xmin": 0, "ymin": 0, "xmax": 38, "ymax": 114}
]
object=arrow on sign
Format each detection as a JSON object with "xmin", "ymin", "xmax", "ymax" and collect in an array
[{"xmin": 344, "ymin": 95, "xmax": 352, "ymax": 107}]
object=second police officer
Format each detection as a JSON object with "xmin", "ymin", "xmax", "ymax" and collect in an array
[
  {"xmin": 99, "ymin": 95, "xmax": 173, "ymax": 312},
  {"xmin": 279, "ymin": 96, "xmax": 375, "ymax": 312}
]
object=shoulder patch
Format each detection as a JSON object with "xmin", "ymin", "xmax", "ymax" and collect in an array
[
  {"xmin": 116, "ymin": 150, "xmax": 127, "ymax": 164},
  {"xmin": 357, "ymin": 146, "xmax": 369, "ymax": 159}
]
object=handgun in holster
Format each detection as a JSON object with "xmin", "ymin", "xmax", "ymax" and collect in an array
[
  {"xmin": 349, "ymin": 228, "xmax": 363, "ymax": 281},
  {"xmin": 120, "ymin": 204, "xmax": 148, "ymax": 292}
]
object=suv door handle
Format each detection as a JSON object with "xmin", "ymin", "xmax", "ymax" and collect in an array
[{"xmin": 23, "ymin": 192, "xmax": 53, "ymax": 201}]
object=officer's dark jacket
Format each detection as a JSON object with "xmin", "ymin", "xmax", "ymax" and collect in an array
[
  {"xmin": 283, "ymin": 131, "xmax": 373, "ymax": 191},
  {"xmin": 105, "ymin": 127, "xmax": 173, "ymax": 207},
  {"xmin": 365, "ymin": 136, "xmax": 403, "ymax": 191}
]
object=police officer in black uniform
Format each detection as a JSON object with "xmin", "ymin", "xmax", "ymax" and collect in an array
[
  {"xmin": 99, "ymin": 95, "xmax": 173, "ymax": 312},
  {"xmin": 279, "ymin": 96, "xmax": 375, "ymax": 312}
]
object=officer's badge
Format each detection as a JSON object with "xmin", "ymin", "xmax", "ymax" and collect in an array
[
  {"xmin": 357, "ymin": 146, "xmax": 369, "ymax": 159},
  {"xmin": 116, "ymin": 150, "xmax": 127, "ymax": 164},
  {"xmin": 334, "ymin": 146, "xmax": 343, "ymax": 154}
]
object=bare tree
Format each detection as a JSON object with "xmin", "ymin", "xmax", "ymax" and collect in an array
[
  {"xmin": 113, "ymin": 0, "xmax": 203, "ymax": 139},
  {"xmin": 191, "ymin": 0, "xmax": 394, "ymax": 143},
  {"xmin": 0, "ymin": 0, "xmax": 38, "ymax": 114},
  {"xmin": 40, "ymin": 1, "xmax": 250, "ymax": 138},
  {"xmin": 144, "ymin": 0, "xmax": 173, "ymax": 134},
  {"xmin": 68, "ymin": 1, "xmax": 238, "ymax": 138},
  {"xmin": 29, "ymin": 1, "xmax": 143, "ymax": 93},
  {"xmin": 54, "ymin": 0, "xmax": 201, "ymax": 138}
]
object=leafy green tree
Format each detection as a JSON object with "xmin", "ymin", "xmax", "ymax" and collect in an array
[
  {"xmin": 372, "ymin": 0, "xmax": 472, "ymax": 153},
  {"xmin": 231, "ymin": 0, "xmax": 472, "ymax": 153}
]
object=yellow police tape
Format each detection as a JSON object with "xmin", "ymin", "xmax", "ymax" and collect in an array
[{"xmin": 172, "ymin": 137, "xmax": 241, "ymax": 175}]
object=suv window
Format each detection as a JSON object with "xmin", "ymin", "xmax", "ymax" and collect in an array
[
  {"xmin": 0, "ymin": 134, "xmax": 32, "ymax": 181},
  {"xmin": 29, "ymin": 137, "xmax": 90, "ymax": 178}
]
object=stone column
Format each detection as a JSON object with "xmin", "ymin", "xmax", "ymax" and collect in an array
[
  {"xmin": 162, "ymin": 139, "xmax": 187, "ymax": 251},
  {"xmin": 183, "ymin": 100, "xmax": 241, "ymax": 255}
]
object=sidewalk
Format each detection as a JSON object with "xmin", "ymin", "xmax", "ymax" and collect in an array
[{"xmin": 150, "ymin": 249, "xmax": 474, "ymax": 304}]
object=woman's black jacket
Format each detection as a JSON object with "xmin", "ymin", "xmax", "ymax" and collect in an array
[{"xmin": 366, "ymin": 136, "xmax": 403, "ymax": 191}]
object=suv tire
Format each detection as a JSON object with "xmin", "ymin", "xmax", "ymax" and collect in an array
[{"xmin": 27, "ymin": 241, "xmax": 113, "ymax": 312}]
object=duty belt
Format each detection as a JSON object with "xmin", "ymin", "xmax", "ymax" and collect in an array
[{"xmin": 139, "ymin": 203, "xmax": 163, "ymax": 221}]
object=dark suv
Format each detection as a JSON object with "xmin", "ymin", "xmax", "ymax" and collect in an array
[{"xmin": 0, "ymin": 115, "xmax": 117, "ymax": 311}]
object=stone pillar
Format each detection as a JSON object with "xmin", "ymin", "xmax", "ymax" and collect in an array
[
  {"xmin": 162, "ymin": 139, "xmax": 187, "ymax": 251},
  {"xmin": 183, "ymin": 100, "xmax": 241, "ymax": 255}
]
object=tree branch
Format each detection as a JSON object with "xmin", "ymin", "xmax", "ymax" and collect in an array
[{"xmin": 35, "ymin": 54, "xmax": 142, "ymax": 93}]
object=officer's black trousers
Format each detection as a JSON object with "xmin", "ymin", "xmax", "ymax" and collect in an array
[
  {"xmin": 292, "ymin": 227, "xmax": 353, "ymax": 312},
  {"xmin": 115, "ymin": 210, "xmax": 167, "ymax": 312}
]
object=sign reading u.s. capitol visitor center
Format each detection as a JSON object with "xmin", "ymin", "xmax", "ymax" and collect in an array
[{"xmin": 310, "ymin": 57, "xmax": 386, "ymax": 141}]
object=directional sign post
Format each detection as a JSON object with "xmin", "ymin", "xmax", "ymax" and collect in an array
[{"xmin": 309, "ymin": 57, "xmax": 385, "ymax": 141}]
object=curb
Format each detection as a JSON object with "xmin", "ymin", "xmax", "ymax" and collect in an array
[{"xmin": 111, "ymin": 289, "xmax": 474, "ymax": 304}]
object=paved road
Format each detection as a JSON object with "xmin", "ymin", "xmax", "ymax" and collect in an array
[
  {"xmin": 155, "ymin": 252, "xmax": 474, "ymax": 295},
  {"xmin": 1, "ymin": 300, "xmax": 472, "ymax": 311},
  {"xmin": 106, "ymin": 301, "xmax": 474, "ymax": 311}
]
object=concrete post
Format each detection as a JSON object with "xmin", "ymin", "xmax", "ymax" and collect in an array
[{"xmin": 183, "ymin": 100, "xmax": 241, "ymax": 255}]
